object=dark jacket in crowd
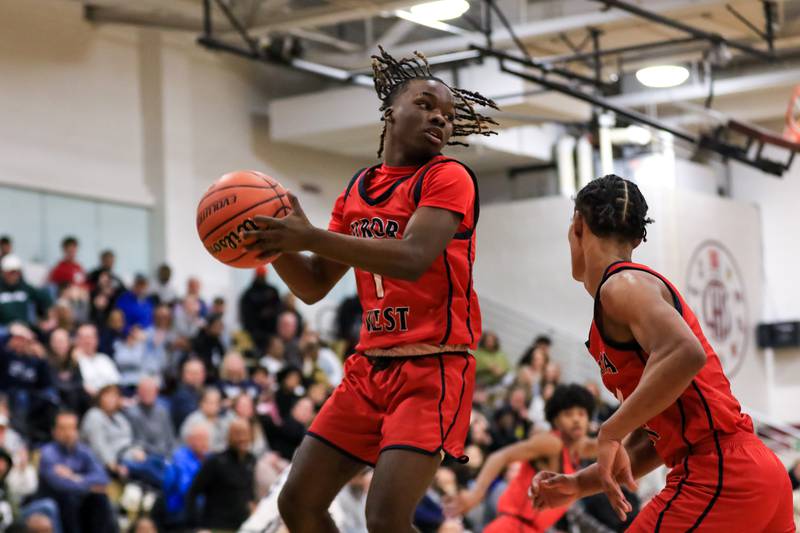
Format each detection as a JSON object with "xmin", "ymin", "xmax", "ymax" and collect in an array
[
  {"xmin": 261, "ymin": 412, "xmax": 306, "ymax": 461},
  {"xmin": 186, "ymin": 448, "xmax": 256, "ymax": 530},
  {"xmin": 239, "ymin": 278, "xmax": 282, "ymax": 350},
  {"xmin": 170, "ymin": 384, "xmax": 201, "ymax": 432},
  {"xmin": 190, "ymin": 330, "xmax": 225, "ymax": 381},
  {"xmin": 0, "ymin": 280, "xmax": 50, "ymax": 326}
]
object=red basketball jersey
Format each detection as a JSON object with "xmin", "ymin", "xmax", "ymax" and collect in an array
[
  {"xmin": 496, "ymin": 441, "xmax": 576, "ymax": 528},
  {"xmin": 328, "ymin": 155, "xmax": 481, "ymax": 355},
  {"xmin": 586, "ymin": 261, "xmax": 753, "ymax": 466}
]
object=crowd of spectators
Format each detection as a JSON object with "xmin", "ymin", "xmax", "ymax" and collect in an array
[{"xmin": 1, "ymin": 234, "xmax": 794, "ymax": 533}]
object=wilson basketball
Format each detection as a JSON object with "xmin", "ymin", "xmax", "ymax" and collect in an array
[{"xmin": 196, "ymin": 170, "xmax": 290, "ymax": 268}]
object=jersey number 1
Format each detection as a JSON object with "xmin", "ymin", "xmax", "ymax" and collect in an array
[{"xmin": 373, "ymin": 274, "xmax": 384, "ymax": 299}]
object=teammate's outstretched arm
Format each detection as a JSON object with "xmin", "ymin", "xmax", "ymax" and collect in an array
[
  {"xmin": 244, "ymin": 192, "xmax": 462, "ymax": 288},
  {"xmin": 451, "ymin": 433, "xmax": 563, "ymax": 515},
  {"xmin": 531, "ymin": 428, "xmax": 661, "ymax": 510}
]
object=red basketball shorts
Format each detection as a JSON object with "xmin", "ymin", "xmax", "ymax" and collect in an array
[
  {"xmin": 307, "ymin": 352, "xmax": 475, "ymax": 466},
  {"xmin": 628, "ymin": 432, "xmax": 796, "ymax": 532}
]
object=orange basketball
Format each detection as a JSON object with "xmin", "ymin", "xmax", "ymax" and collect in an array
[{"xmin": 196, "ymin": 170, "xmax": 290, "ymax": 268}]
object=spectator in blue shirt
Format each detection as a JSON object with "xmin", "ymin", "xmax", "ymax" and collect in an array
[
  {"xmin": 115, "ymin": 274, "xmax": 153, "ymax": 333},
  {"xmin": 162, "ymin": 420, "xmax": 210, "ymax": 524},
  {"xmin": 171, "ymin": 359, "xmax": 206, "ymax": 432},
  {"xmin": 37, "ymin": 411, "xmax": 117, "ymax": 533}
]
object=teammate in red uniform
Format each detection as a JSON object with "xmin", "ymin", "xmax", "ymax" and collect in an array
[
  {"xmin": 243, "ymin": 47, "xmax": 498, "ymax": 532},
  {"xmin": 451, "ymin": 384, "xmax": 597, "ymax": 532},
  {"xmin": 531, "ymin": 175, "xmax": 795, "ymax": 532}
]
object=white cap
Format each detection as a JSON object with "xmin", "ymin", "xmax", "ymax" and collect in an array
[{"xmin": 1, "ymin": 255, "xmax": 22, "ymax": 272}]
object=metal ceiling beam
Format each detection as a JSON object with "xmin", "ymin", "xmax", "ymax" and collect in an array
[
  {"xmin": 590, "ymin": 0, "xmax": 773, "ymax": 60},
  {"xmin": 244, "ymin": 0, "xmax": 420, "ymax": 33},
  {"xmin": 288, "ymin": 29, "xmax": 362, "ymax": 52},
  {"xmin": 374, "ymin": 20, "xmax": 417, "ymax": 48},
  {"xmin": 384, "ymin": 0, "xmax": 727, "ymax": 61}
]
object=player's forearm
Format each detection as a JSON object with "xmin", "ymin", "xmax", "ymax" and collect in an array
[
  {"xmin": 305, "ymin": 228, "xmax": 434, "ymax": 281},
  {"xmin": 271, "ymin": 253, "xmax": 343, "ymax": 304},
  {"xmin": 575, "ymin": 432, "xmax": 662, "ymax": 497},
  {"xmin": 600, "ymin": 340, "xmax": 705, "ymax": 440},
  {"xmin": 471, "ymin": 451, "xmax": 509, "ymax": 499}
]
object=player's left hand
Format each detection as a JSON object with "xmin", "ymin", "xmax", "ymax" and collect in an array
[
  {"xmin": 242, "ymin": 192, "xmax": 314, "ymax": 258},
  {"xmin": 596, "ymin": 428, "xmax": 637, "ymax": 522}
]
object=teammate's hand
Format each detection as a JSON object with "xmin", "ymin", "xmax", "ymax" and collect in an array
[
  {"xmin": 596, "ymin": 430, "xmax": 637, "ymax": 521},
  {"xmin": 242, "ymin": 192, "xmax": 313, "ymax": 258},
  {"xmin": 529, "ymin": 471, "xmax": 581, "ymax": 510}
]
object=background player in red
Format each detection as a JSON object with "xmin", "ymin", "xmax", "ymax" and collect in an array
[
  {"xmin": 531, "ymin": 175, "xmax": 795, "ymax": 532},
  {"xmin": 243, "ymin": 47, "xmax": 499, "ymax": 532},
  {"xmin": 450, "ymin": 384, "xmax": 598, "ymax": 532}
]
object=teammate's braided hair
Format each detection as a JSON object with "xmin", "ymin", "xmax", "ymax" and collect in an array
[
  {"xmin": 544, "ymin": 384, "xmax": 595, "ymax": 426},
  {"xmin": 574, "ymin": 174, "xmax": 654, "ymax": 242},
  {"xmin": 371, "ymin": 45, "xmax": 500, "ymax": 158}
]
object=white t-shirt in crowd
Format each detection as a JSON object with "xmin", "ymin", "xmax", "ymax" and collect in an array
[{"xmin": 77, "ymin": 352, "xmax": 121, "ymax": 392}]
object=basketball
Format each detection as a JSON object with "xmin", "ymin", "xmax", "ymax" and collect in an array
[{"xmin": 196, "ymin": 170, "xmax": 290, "ymax": 268}]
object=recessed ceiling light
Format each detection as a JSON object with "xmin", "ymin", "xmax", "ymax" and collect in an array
[
  {"xmin": 635, "ymin": 65, "xmax": 690, "ymax": 88},
  {"xmin": 409, "ymin": 0, "xmax": 469, "ymax": 21}
]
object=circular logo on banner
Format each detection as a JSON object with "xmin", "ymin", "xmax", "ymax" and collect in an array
[{"xmin": 685, "ymin": 241, "xmax": 748, "ymax": 377}]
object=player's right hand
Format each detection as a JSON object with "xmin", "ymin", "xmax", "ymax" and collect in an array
[{"xmin": 529, "ymin": 471, "xmax": 580, "ymax": 510}]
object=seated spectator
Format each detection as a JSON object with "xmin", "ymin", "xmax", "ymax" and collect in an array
[
  {"xmin": 0, "ymin": 324, "xmax": 57, "ymax": 443},
  {"xmin": 262, "ymin": 396, "xmax": 315, "ymax": 460},
  {"xmin": 161, "ymin": 421, "xmax": 210, "ymax": 524},
  {"xmin": 299, "ymin": 331, "xmax": 343, "ymax": 388},
  {"xmin": 186, "ymin": 419, "xmax": 256, "ymax": 531},
  {"xmin": 274, "ymin": 366, "xmax": 304, "ymax": 419},
  {"xmin": 473, "ymin": 331, "xmax": 510, "ymax": 387},
  {"xmin": 48, "ymin": 301, "xmax": 76, "ymax": 334},
  {"xmin": 47, "ymin": 330, "xmax": 89, "ymax": 416},
  {"xmin": 170, "ymin": 358, "xmax": 206, "ymax": 431},
  {"xmin": 38, "ymin": 411, "xmax": 117, "ymax": 533},
  {"xmin": 57, "ymin": 285, "xmax": 89, "ymax": 327},
  {"xmin": 259, "ymin": 335, "xmax": 287, "ymax": 375},
  {"xmin": 530, "ymin": 381, "xmax": 558, "ymax": 431},
  {"xmin": 180, "ymin": 387, "xmax": 231, "ymax": 453},
  {"xmin": 86, "ymin": 250, "xmax": 123, "ymax": 294},
  {"xmin": 231, "ymin": 394, "xmax": 268, "ymax": 457},
  {"xmin": 0, "ymin": 236, "xmax": 10, "ymax": 261},
  {"xmin": 115, "ymin": 274, "xmax": 153, "ymax": 331},
  {"xmin": 89, "ymin": 270, "xmax": 122, "ymax": 328},
  {"xmin": 24, "ymin": 512, "xmax": 56, "ymax": 533},
  {"xmin": 489, "ymin": 404, "xmax": 530, "ymax": 452},
  {"xmin": 334, "ymin": 294, "xmax": 362, "ymax": 354},
  {"xmin": 114, "ymin": 325, "xmax": 165, "ymax": 393},
  {"xmin": 0, "ymin": 448, "xmax": 15, "ymax": 531},
  {"xmin": 239, "ymin": 266, "xmax": 281, "ymax": 351},
  {"xmin": 98, "ymin": 309, "xmax": 125, "ymax": 358},
  {"xmin": 190, "ymin": 313, "xmax": 226, "ymax": 381},
  {"xmin": 146, "ymin": 304, "xmax": 179, "ymax": 383},
  {"xmin": 516, "ymin": 335, "xmax": 551, "ymax": 394},
  {"xmin": 218, "ymin": 351, "xmax": 259, "ymax": 400},
  {"xmin": 48, "ymin": 237, "xmax": 85, "ymax": 291},
  {"xmin": 124, "ymin": 376, "xmax": 176, "ymax": 458},
  {"xmin": 0, "ymin": 414, "xmax": 38, "ymax": 509},
  {"xmin": 281, "ymin": 293, "xmax": 304, "ymax": 337},
  {"xmin": 0, "ymin": 256, "xmax": 50, "ymax": 328},
  {"xmin": 276, "ymin": 311, "xmax": 301, "ymax": 367},
  {"xmin": 149, "ymin": 263, "xmax": 177, "ymax": 307},
  {"xmin": 172, "ymin": 295, "xmax": 204, "ymax": 342},
  {"xmin": 184, "ymin": 277, "xmax": 208, "ymax": 317},
  {"xmin": 80, "ymin": 385, "xmax": 165, "ymax": 486},
  {"xmin": 543, "ymin": 361, "xmax": 561, "ymax": 387},
  {"xmin": 73, "ymin": 324, "xmax": 119, "ymax": 396}
]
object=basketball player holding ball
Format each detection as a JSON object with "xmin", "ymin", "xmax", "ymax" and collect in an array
[
  {"xmin": 530, "ymin": 175, "xmax": 795, "ymax": 532},
  {"xmin": 243, "ymin": 47, "xmax": 498, "ymax": 532}
]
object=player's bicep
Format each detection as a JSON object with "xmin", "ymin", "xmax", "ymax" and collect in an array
[{"xmin": 402, "ymin": 206, "xmax": 462, "ymax": 262}]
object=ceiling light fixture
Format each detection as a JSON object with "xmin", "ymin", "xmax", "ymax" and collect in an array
[
  {"xmin": 635, "ymin": 65, "xmax": 690, "ymax": 88},
  {"xmin": 409, "ymin": 0, "xmax": 469, "ymax": 21}
]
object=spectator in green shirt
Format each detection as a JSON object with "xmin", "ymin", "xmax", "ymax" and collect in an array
[
  {"xmin": 0, "ymin": 256, "xmax": 50, "ymax": 328},
  {"xmin": 473, "ymin": 331, "xmax": 510, "ymax": 387}
]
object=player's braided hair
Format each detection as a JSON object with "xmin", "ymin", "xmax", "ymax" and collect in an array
[
  {"xmin": 371, "ymin": 46, "xmax": 500, "ymax": 158},
  {"xmin": 575, "ymin": 174, "xmax": 654, "ymax": 242}
]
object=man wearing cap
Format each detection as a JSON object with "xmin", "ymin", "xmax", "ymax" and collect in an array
[
  {"xmin": 0, "ymin": 256, "xmax": 50, "ymax": 329},
  {"xmin": 115, "ymin": 274, "xmax": 154, "ymax": 332}
]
